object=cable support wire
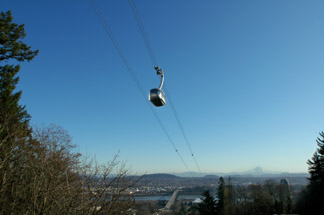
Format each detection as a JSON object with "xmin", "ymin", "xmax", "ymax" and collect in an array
[
  {"xmin": 88, "ymin": 0, "xmax": 192, "ymax": 174},
  {"xmin": 128, "ymin": 0, "xmax": 158, "ymax": 66},
  {"xmin": 164, "ymin": 87, "xmax": 202, "ymax": 174},
  {"xmin": 128, "ymin": 0, "xmax": 202, "ymax": 175}
]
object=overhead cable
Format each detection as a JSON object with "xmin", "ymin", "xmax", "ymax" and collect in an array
[
  {"xmin": 128, "ymin": 0, "xmax": 158, "ymax": 66},
  {"xmin": 165, "ymin": 88, "xmax": 202, "ymax": 173},
  {"xmin": 128, "ymin": 0, "xmax": 202, "ymax": 174},
  {"xmin": 88, "ymin": 0, "xmax": 192, "ymax": 174}
]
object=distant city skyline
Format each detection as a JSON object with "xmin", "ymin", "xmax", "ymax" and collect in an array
[
  {"xmin": 2, "ymin": 0, "xmax": 324, "ymax": 174},
  {"xmin": 142, "ymin": 166, "xmax": 309, "ymax": 176}
]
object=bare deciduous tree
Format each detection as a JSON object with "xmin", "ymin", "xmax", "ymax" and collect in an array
[{"xmin": 29, "ymin": 124, "xmax": 137, "ymax": 215}]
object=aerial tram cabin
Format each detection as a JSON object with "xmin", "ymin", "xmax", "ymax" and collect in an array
[{"xmin": 149, "ymin": 66, "xmax": 166, "ymax": 107}]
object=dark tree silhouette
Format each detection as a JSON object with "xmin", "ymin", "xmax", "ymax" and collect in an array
[
  {"xmin": 197, "ymin": 190, "xmax": 217, "ymax": 215},
  {"xmin": 0, "ymin": 10, "xmax": 39, "ymax": 213},
  {"xmin": 216, "ymin": 177, "xmax": 225, "ymax": 214},
  {"xmin": 0, "ymin": 11, "xmax": 39, "ymax": 62},
  {"xmin": 308, "ymin": 132, "xmax": 324, "ymax": 185},
  {"xmin": 297, "ymin": 131, "xmax": 324, "ymax": 214},
  {"xmin": 0, "ymin": 10, "xmax": 38, "ymax": 142}
]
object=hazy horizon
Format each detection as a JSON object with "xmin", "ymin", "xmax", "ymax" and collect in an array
[{"xmin": 132, "ymin": 166, "xmax": 309, "ymax": 176}]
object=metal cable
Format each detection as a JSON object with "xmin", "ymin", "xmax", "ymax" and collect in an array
[
  {"xmin": 164, "ymin": 87, "xmax": 202, "ymax": 174},
  {"xmin": 88, "ymin": 0, "xmax": 192, "ymax": 174},
  {"xmin": 128, "ymin": 0, "xmax": 202, "ymax": 175},
  {"xmin": 128, "ymin": 0, "xmax": 158, "ymax": 66}
]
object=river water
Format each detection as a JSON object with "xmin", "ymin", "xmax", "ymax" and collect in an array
[{"xmin": 135, "ymin": 195, "xmax": 200, "ymax": 201}]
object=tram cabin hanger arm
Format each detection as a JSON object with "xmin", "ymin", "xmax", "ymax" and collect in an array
[{"xmin": 149, "ymin": 66, "xmax": 166, "ymax": 107}]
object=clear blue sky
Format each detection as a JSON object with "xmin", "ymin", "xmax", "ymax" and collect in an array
[{"xmin": 3, "ymin": 0, "xmax": 324, "ymax": 174}]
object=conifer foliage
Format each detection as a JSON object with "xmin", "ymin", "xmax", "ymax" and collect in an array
[
  {"xmin": 197, "ymin": 190, "xmax": 218, "ymax": 215},
  {"xmin": 216, "ymin": 177, "xmax": 225, "ymax": 214},
  {"xmin": 307, "ymin": 131, "xmax": 324, "ymax": 185},
  {"xmin": 0, "ymin": 10, "xmax": 38, "ymax": 137},
  {"xmin": 0, "ymin": 11, "xmax": 39, "ymax": 62},
  {"xmin": 0, "ymin": 10, "xmax": 39, "ymax": 212},
  {"xmin": 297, "ymin": 131, "xmax": 324, "ymax": 214}
]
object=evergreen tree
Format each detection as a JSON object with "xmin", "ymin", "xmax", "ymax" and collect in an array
[
  {"xmin": 0, "ymin": 10, "xmax": 38, "ymax": 128},
  {"xmin": 216, "ymin": 177, "xmax": 225, "ymax": 214},
  {"xmin": 224, "ymin": 177, "xmax": 236, "ymax": 215},
  {"xmin": 0, "ymin": 10, "xmax": 38, "ymax": 140},
  {"xmin": 175, "ymin": 204, "xmax": 189, "ymax": 215},
  {"xmin": 0, "ymin": 10, "xmax": 38, "ymax": 212},
  {"xmin": 197, "ymin": 190, "xmax": 217, "ymax": 215},
  {"xmin": 307, "ymin": 131, "xmax": 324, "ymax": 185},
  {"xmin": 0, "ymin": 11, "xmax": 38, "ymax": 62},
  {"xmin": 297, "ymin": 131, "xmax": 324, "ymax": 214}
]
